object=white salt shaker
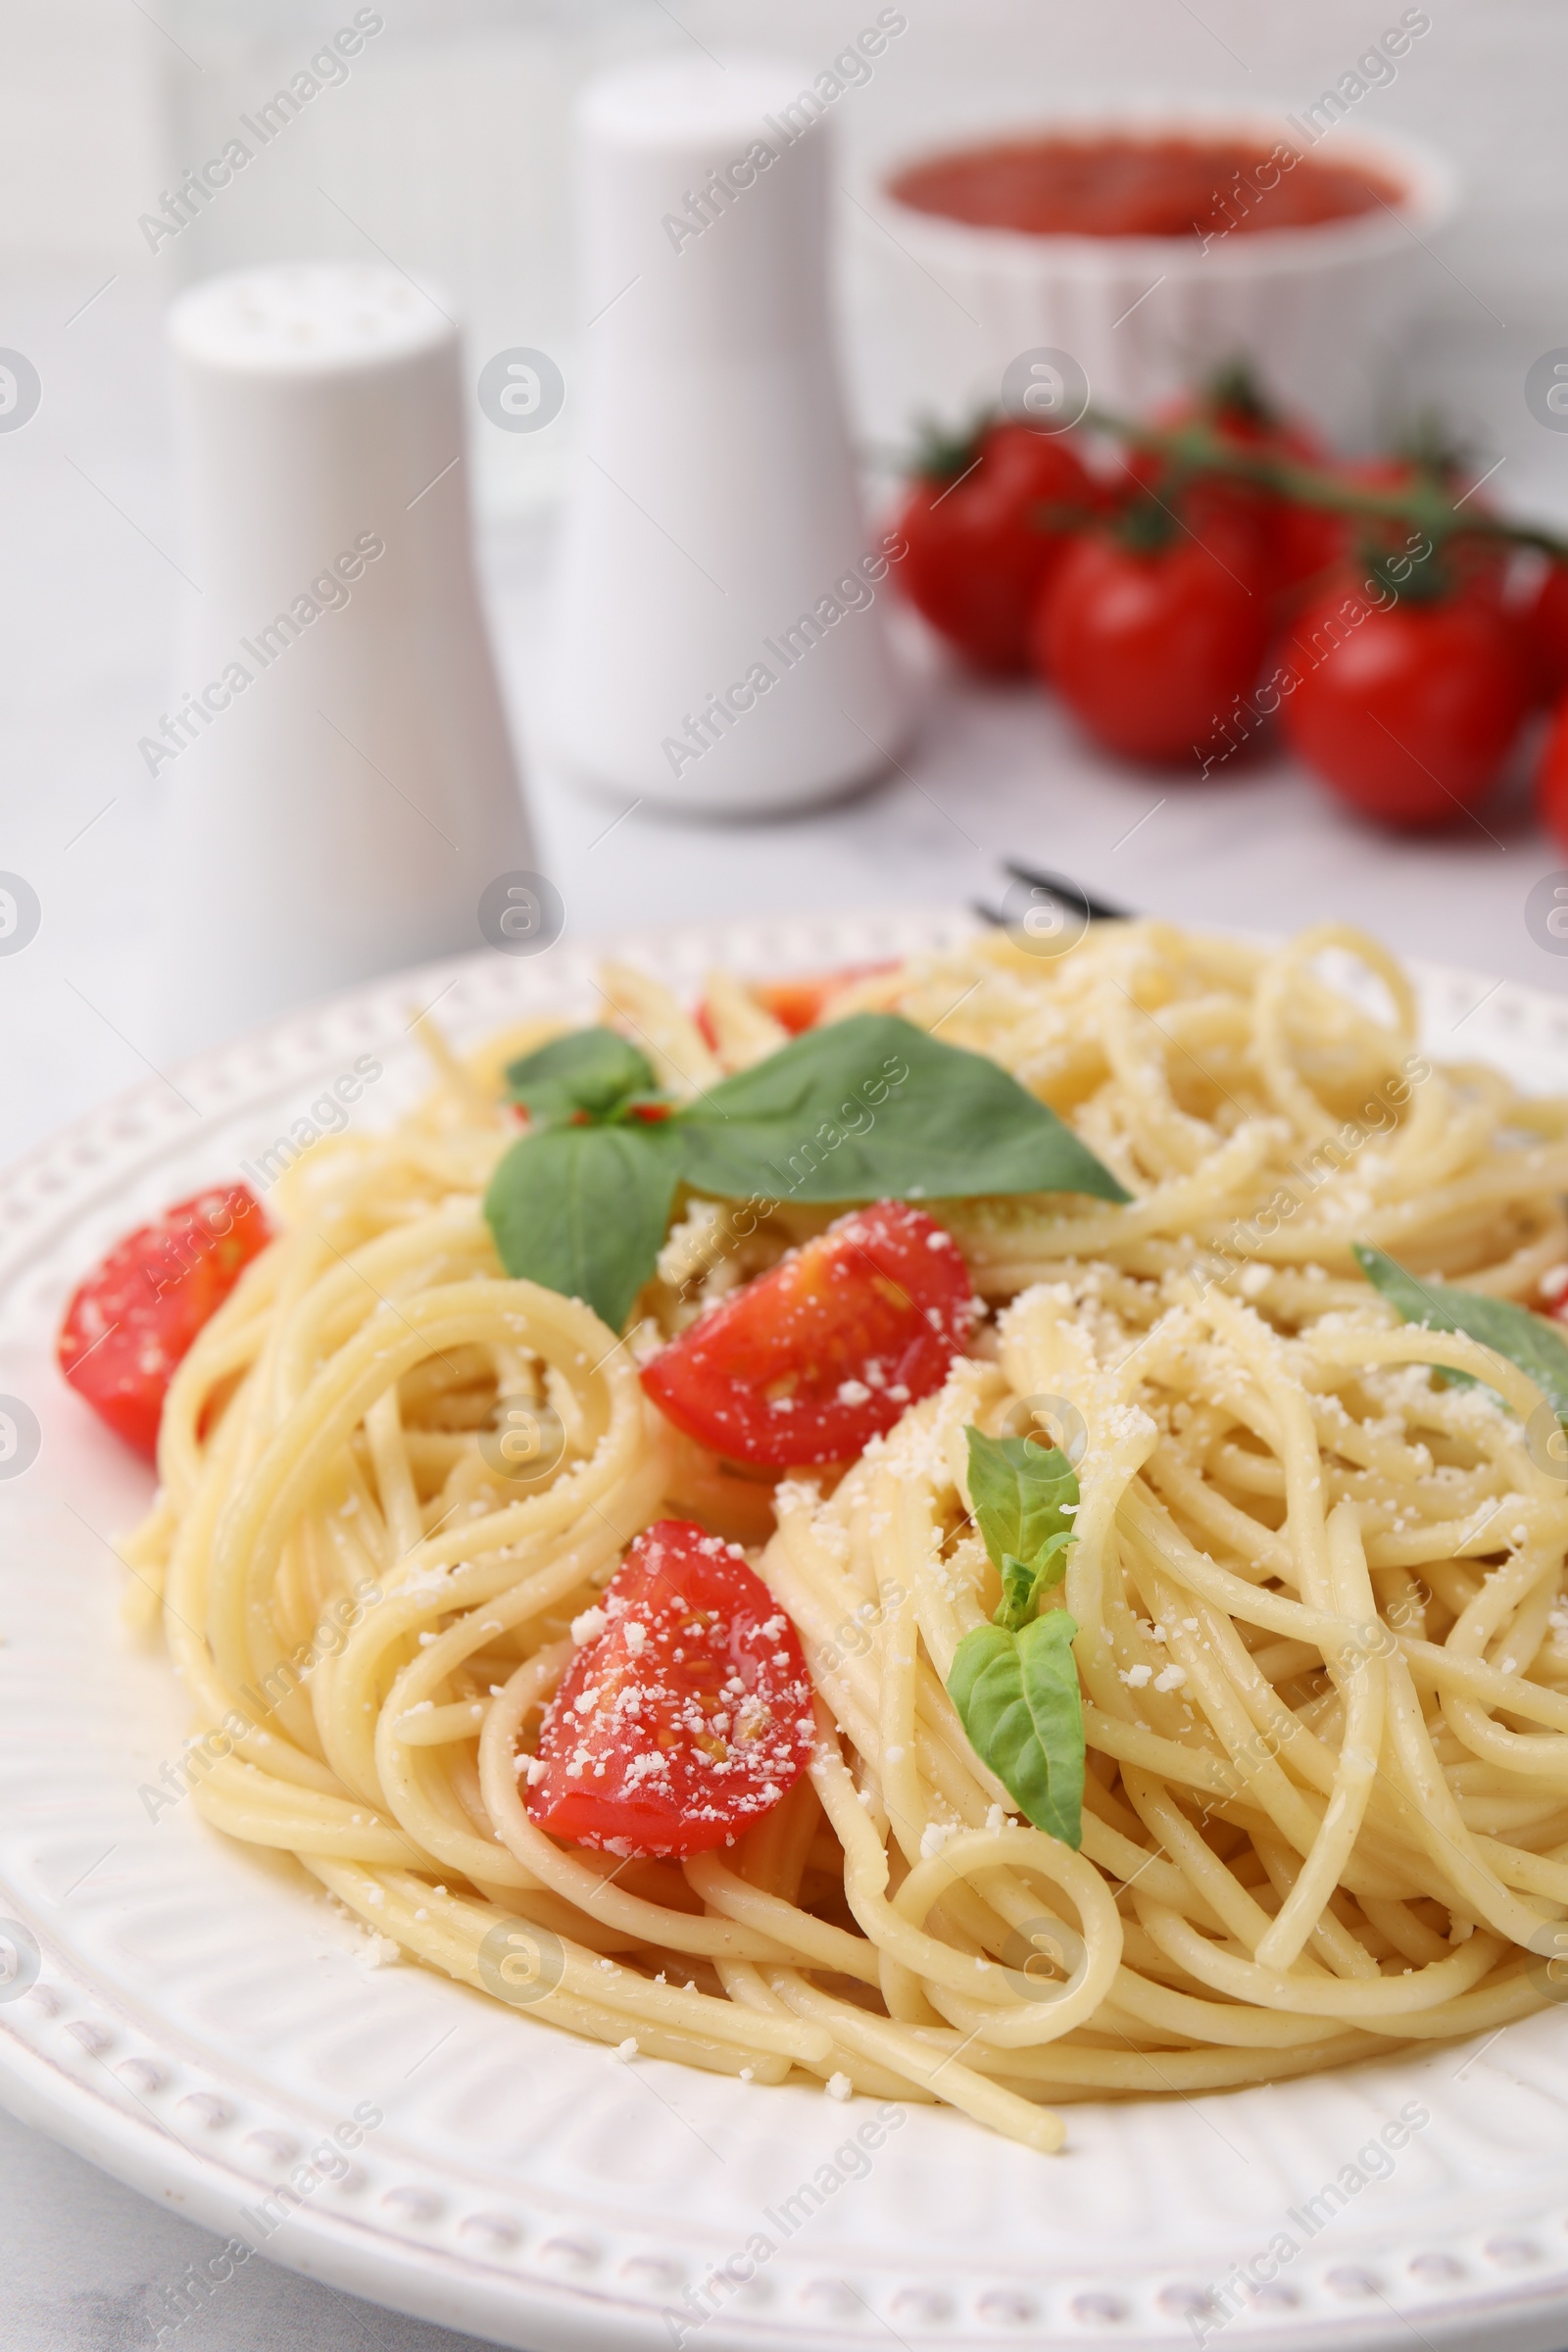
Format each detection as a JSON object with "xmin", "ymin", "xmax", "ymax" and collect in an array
[
  {"xmin": 545, "ymin": 54, "xmax": 907, "ymax": 817},
  {"xmin": 154, "ymin": 262, "xmax": 534, "ymax": 1054}
]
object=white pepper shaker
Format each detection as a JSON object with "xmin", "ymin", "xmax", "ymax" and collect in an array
[
  {"xmin": 154, "ymin": 262, "xmax": 534, "ymax": 1054},
  {"xmin": 545, "ymin": 54, "xmax": 907, "ymax": 816}
]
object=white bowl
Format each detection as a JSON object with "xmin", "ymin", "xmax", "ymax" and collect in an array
[{"xmin": 856, "ymin": 103, "xmax": 1459, "ymax": 445}]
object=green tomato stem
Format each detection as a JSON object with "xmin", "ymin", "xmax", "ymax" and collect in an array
[{"xmin": 1086, "ymin": 406, "xmax": 1568, "ymax": 565}]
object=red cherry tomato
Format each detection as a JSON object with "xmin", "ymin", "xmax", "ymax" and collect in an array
[
  {"xmin": 57, "ymin": 1185, "xmax": 271, "ymax": 1459},
  {"xmin": 895, "ymin": 418, "xmax": 1100, "ymax": 674},
  {"xmin": 1536, "ymin": 692, "xmax": 1568, "ymax": 853},
  {"xmin": 1123, "ymin": 374, "xmax": 1340, "ymax": 614},
  {"xmin": 641, "ymin": 1200, "xmax": 976, "ymax": 1468},
  {"xmin": 1279, "ymin": 573, "xmax": 1529, "ymax": 828},
  {"xmin": 1321, "ymin": 455, "xmax": 1507, "ymax": 609},
  {"xmin": 1034, "ymin": 513, "xmax": 1270, "ymax": 764},
  {"xmin": 1524, "ymin": 563, "xmax": 1568, "ymax": 704},
  {"xmin": 524, "ymin": 1519, "xmax": 815, "ymax": 1858}
]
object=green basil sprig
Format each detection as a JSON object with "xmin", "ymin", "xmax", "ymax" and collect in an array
[
  {"xmin": 945, "ymin": 1426, "xmax": 1085, "ymax": 1848},
  {"xmin": 482, "ymin": 1012, "xmax": 1128, "ymax": 1331},
  {"xmin": 503, "ymin": 1028, "xmax": 662, "ymax": 1125},
  {"xmin": 1354, "ymin": 1243, "xmax": 1568, "ymax": 1423}
]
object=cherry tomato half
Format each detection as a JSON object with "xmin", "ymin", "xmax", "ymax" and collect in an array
[
  {"xmin": 524, "ymin": 1519, "xmax": 815, "ymax": 1858},
  {"xmin": 57, "ymin": 1184, "xmax": 271, "ymax": 1459},
  {"xmin": 753, "ymin": 961, "xmax": 898, "ymax": 1037},
  {"xmin": 1280, "ymin": 574, "xmax": 1529, "ymax": 828},
  {"xmin": 694, "ymin": 960, "xmax": 899, "ymax": 1054},
  {"xmin": 895, "ymin": 418, "xmax": 1100, "ymax": 674},
  {"xmin": 641, "ymin": 1200, "xmax": 976, "ymax": 1467},
  {"xmin": 1034, "ymin": 513, "xmax": 1270, "ymax": 764}
]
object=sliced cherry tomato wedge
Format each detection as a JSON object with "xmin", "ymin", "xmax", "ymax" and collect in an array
[
  {"xmin": 753, "ymin": 960, "xmax": 898, "ymax": 1038},
  {"xmin": 524, "ymin": 1519, "xmax": 815, "ymax": 1857},
  {"xmin": 641, "ymin": 1200, "xmax": 976, "ymax": 1467},
  {"xmin": 695, "ymin": 961, "xmax": 898, "ymax": 1052},
  {"xmin": 1543, "ymin": 1274, "xmax": 1568, "ymax": 1326},
  {"xmin": 57, "ymin": 1184, "xmax": 271, "ymax": 1459}
]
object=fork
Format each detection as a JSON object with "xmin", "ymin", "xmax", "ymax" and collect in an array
[{"xmin": 973, "ymin": 861, "xmax": 1130, "ymax": 928}]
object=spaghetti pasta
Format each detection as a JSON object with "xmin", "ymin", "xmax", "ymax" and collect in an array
[{"xmin": 124, "ymin": 919, "xmax": 1568, "ymax": 2151}]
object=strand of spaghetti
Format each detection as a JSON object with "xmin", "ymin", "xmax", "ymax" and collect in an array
[
  {"xmin": 371, "ymin": 1530, "xmax": 660, "ymax": 1873},
  {"xmin": 1248, "ymin": 1827, "xmax": 1383, "ymax": 1981},
  {"xmin": 1310, "ymin": 1322, "xmax": 1559, "ymax": 1432},
  {"xmin": 190, "ymin": 1757, "xmax": 421, "ymax": 1861},
  {"xmin": 1119, "ymin": 1767, "xmax": 1301, "ymax": 1961},
  {"xmin": 307, "ymin": 1861, "xmax": 831, "ymax": 2071},
  {"xmin": 1104, "ymin": 1964, "xmax": 1376, "ymax": 2050},
  {"xmin": 1256, "ymin": 1502, "xmax": 1387, "ymax": 1970},
  {"xmin": 1254, "ymin": 924, "xmax": 1414, "ymax": 1142},
  {"xmin": 364, "ymin": 1387, "xmax": 422, "ymax": 1558},
  {"xmin": 762, "ymin": 1488, "xmax": 989, "ymax": 1813},
  {"xmin": 160, "ymin": 1366, "xmax": 350, "ymax": 1797},
  {"xmin": 1138, "ymin": 1898, "xmax": 1500, "ymax": 2018},
  {"xmin": 760, "ymin": 1969, "xmax": 1066, "ymax": 2154},
  {"xmin": 157, "ymin": 1290, "xmax": 275, "ymax": 1509},
  {"xmin": 956, "ymin": 2029, "xmax": 1394, "ymax": 2093},
  {"xmin": 212, "ymin": 1278, "xmax": 644, "ymax": 1698},
  {"xmin": 953, "ymin": 1120, "xmax": 1287, "ymax": 1269},
  {"xmin": 1374, "ymin": 1647, "xmax": 1555, "ymax": 1946},
  {"xmin": 701, "ymin": 968, "xmax": 788, "ymax": 1069},
  {"xmin": 808, "ymin": 1703, "xmax": 1068, "ymax": 2005},
  {"xmin": 681, "ymin": 1853, "xmax": 882, "ymax": 1984},
  {"xmin": 715, "ymin": 1956, "xmax": 928, "ymax": 2097},
  {"xmin": 868, "ymin": 1466, "xmax": 933, "ymax": 1866},
  {"xmin": 477, "ymin": 1663, "xmax": 809, "ymax": 1964},
  {"xmin": 1127, "ymin": 1552, "xmax": 1326, "ymax": 1855},
  {"xmin": 891, "ymin": 1826, "xmax": 1123, "ymax": 2043},
  {"xmin": 1145, "ymin": 1437, "xmax": 1296, "ymax": 1581},
  {"xmin": 1079, "ymin": 1704, "xmax": 1241, "ymax": 1798}
]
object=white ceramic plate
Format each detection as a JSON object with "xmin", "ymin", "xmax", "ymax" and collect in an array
[{"xmin": 4, "ymin": 908, "xmax": 1568, "ymax": 2352}]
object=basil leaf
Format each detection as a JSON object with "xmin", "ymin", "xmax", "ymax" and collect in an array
[
  {"xmin": 504, "ymin": 1029, "xmax": 659, "ymax": 1126},
  {"xmin": 966, "ymin": 1427, "xmax": 1079, "ymax": 1588},
  {"xmin": 483, "ymin": 1011, "xmax": 1126, "ymax": 1332},
  {"xmin": 1354, "ymin": 1244, "xmax": 1568, "ymax": 1423},
  {"xmin": 674, "ymin": 1013, "xmax": 1128, "ymax": 1206},
  {"xmin": 484, "ymin": 1121, "xmax": 682, "ymax": 1331},
  {"xmin": 948, "ymin": 1612, "xmax": 1084, "ymax": 1848},
  {"xmin": 999, "ymin": 1554, "xmax": 1039, "ymax": 1630}
]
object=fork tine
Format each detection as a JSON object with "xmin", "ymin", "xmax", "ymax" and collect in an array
[{"xmin": 1000, "ymin": 863, "xmax": 1130, "ymax": 922}]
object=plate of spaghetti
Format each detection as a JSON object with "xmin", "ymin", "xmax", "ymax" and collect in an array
[{"xmin": 6, "ymin": 906, "xmax": 1568, "ymax": 2352}]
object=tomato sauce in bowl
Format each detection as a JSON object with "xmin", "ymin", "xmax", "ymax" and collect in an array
[{"xmin": 886, "ymin": 132, "xmax": 1403, "ymax": 240}]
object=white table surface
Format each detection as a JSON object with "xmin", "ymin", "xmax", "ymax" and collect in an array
[{"xmin": 3, "ymin": 251, "xmax": 1568, "ymax": 2348}]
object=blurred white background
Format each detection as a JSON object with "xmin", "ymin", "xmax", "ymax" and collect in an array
[
  {"xmin": 5, "ymin": 0, "xmax": 1565, "ymax": 1177},
  {"xmin": 6, "ymin": 0, "xmax": 1566, "ymax": 493},
  {"xmin": 4, "ymin": 0, "xmax": 1566, "ymax": 1149}
]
